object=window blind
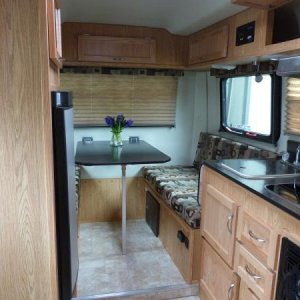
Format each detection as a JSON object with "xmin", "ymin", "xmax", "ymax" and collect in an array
[
  {"xmin": 286, "ymin": 77, "xmax": 300, "ymax": 135},
  {"xmin": 60, "ymin": 73, "xmax": 177, "ymax": 127}
]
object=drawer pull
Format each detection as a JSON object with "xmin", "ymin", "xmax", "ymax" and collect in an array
[
  {"xmin": 245, "ymin": 264, "xmax": 262, "ymax": 280},
  {"xmin": 227, "ymin": 283, "xmax": 235, "ymax": 300},
  {"xmin": 227, "ymin": 213, "xmax": 234, "ymax": 234},
  {"xmin": 113, "ymin": 57, "xmax": 125, "ymax": 61},
  {"xmin": 248, "ymin": 230, "xmax": 266, "ymax": 244}
]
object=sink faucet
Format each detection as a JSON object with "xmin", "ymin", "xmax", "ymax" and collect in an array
[{"xmin": 294, "ymin": 144, "xmax": 300, "ymax": 166}]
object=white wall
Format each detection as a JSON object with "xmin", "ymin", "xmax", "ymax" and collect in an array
[{"xmin": 75, "ymin": 71, "xmax": 208, "ymax": 179}]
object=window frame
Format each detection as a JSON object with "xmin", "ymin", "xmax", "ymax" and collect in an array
[{"xmin": 220, "ymin": 73, "xmax": 282, "ymax": 144}]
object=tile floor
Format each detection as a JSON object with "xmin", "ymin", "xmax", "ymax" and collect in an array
[{"xmin": 76, "ymin": 220, "xmax": 199, "ymax": 299}]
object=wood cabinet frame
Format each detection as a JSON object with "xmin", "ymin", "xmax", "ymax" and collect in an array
[
  {"xmin": 78, "ymin": 35, "xmax": 156, "ymax": 64},
  {"xmin": 47, "ymin": 0, "xmax": 62, "ymax": 68},
  {"xmin": 189, "ymin": 23, "xmax": 229, "ymax": 64}
]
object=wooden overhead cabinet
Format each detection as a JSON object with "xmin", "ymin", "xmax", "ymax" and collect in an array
[
  {"xmin": 188, "ymin": 23, "xmax": 229, "ymax": 65},
  {"xmin": 78, "ymin": 35, "xmax": 156, "ymax": 64},
  {"xmin": 231, "ymin": 0, "xmax": 293, "ymax": 10}
]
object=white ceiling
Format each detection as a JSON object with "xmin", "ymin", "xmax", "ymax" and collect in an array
[{"xmin": 60, "ymin": 0, "xmax": 245, "ymax": 35}]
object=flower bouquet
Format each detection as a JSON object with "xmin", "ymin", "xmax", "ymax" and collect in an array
[{"xmin": 105, "ymin": 114, "xmax": 133, "ymax": 147}]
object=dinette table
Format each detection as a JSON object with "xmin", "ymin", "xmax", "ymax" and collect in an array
[{"xmin": 75, "ymin": 140, "xmax": 171, "ymax": 254}]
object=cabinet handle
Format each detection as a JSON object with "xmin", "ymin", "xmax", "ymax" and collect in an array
[
  {"xmin": 245, "ymin": 264, "xmax": 262, "ymax": 280},
  {"xmin": 113, "ymin": 57, "xmax": 125, "ymax": 61},
  {"xmin": 248, "ymin": 230, "xmax": 266, "ymax": 244},
  {"xmin": 227, "ymin": 213, "xmax": 234, "ymax": 234},
  {"xmin": 227, "ymin": 283, "xmax": 235, "ymax": 300}
]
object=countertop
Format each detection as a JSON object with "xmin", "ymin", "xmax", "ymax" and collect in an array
[{"xmin": 204, "ymin": 159, "xmax": 300, "ymax": 220}]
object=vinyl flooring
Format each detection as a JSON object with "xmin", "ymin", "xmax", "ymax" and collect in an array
[{"xmin": 76, "ymin": 220, "xmax": 199, "ymax": 299}]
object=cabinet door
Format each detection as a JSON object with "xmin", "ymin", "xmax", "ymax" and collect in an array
[
  {"xmin": 200, "ymin": 239, "xmax": 239, "ymax": 300},
  {"xmin": 159, "ymin": 204, "xmax": 193, "ymax": 283},
  {"xmin": 78, "ymin": 35, "xmax": 156, "ymax": 64},
  {"xmin": 47, "ymin": 0, "xmax": 62, "ymax": 68},
  {"xmin": 231, "ymin": 0, "xmax": 292, "ymax": 9},
  {"xmin": 189, "ymin": 23, "xmax": 228, "ymax": 64},
  {"xmin": 201, "ymin": 183, "xmax": 238, "ymax": 267}
]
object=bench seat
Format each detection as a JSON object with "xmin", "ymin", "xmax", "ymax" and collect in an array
[
  {"xmin": 143, "ymin": 132, "xmax": 278, "ymax": 230},
  {"xmin": 143, "ymin": 166, "xmax": 200, "ymax": 228}
]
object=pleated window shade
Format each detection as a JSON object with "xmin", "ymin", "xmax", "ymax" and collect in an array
[
  {"xmin": 60, "ymin": 73, "xmax": 177, "ymax": 127},
  {"xmin": 286, "ymin": 77, "xmax": 300, "ymax": 135}
]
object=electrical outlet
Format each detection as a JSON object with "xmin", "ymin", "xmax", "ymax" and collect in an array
[
  {"xmin": 82, "ymin": 136, "xmax": 93, "ymax": 144},
  {"xmin": 129, "ymin": 136, "xmax": 139, "ymax": 143}
]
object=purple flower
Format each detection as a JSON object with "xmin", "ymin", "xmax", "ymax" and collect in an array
[
  {"xmin": 125, "ymin": 119, "xmax": 133, "ymax": 127},
  {"xmin": 104, "ymin": 114, "xmax": 133, "ymax": 131},
  {"xmin": 105, "ymin": 116, "xmax": 114, "ymax": 127},
  {"xmin": 116, "ymin": 114, "xmax": 124, "ymax": 123}
]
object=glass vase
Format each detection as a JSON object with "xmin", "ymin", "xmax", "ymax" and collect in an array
[{"xmin": 110, "ymin": 131, "xmax": 123, "ymax": 147}]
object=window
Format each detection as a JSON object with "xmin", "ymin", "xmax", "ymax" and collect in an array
[
  {"xmin": 220, "ymin": 74, "xmax": 281, "ymax": 144},
  {"xmin": 60, "ymin": 72, "xmax": 178, "ymax": 127},
  {"xmin": 286, "ymin": 77, "xmax": 300, "ymax": 135}
]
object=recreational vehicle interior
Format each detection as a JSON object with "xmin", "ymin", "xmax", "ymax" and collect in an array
[{"xmin": 3, "ymin": 1, "xmax": 300, "ymax": 300}]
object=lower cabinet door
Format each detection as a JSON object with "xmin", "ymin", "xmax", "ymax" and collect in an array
[
  {"xmin": 200, "ymin": 238, "xmax": 239, "ymax": 300},
  {"xmin": 201, "ymin": 183, "xmax": 238, "ymax": 267}
]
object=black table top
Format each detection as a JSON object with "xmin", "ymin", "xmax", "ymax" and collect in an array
[{"xmin": 75, "ymin": 140, "xmax": 171, "ymax": 166}]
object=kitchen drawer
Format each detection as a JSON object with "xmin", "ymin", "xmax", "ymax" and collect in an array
[
  {"xmin": 237, "ymin": 209, "xmax": 278, "ymax": 270},
  {"xmin": 235, "ymin": 242, "xmax": 274, "ymax": 300},
  {"xmin": 239, "ymin": 280, "xmax": 260, "ymax": 300}
]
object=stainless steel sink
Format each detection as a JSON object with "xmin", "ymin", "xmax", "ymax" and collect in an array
[
  {"xmin": 265, "ymin": 183, "xmax": 300, "ymax": 204},
  {"xmin": 218, "ymin": 159, "xmax": 300, "ymax": 180}
]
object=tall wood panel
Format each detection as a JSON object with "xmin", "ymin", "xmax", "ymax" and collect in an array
[
  {"xmin": 0, "ymin": 1, "xmax": 58, "ymax": 299},
  {"xmin": 79, "ymin": 177, "xmax": 145, "ymax": 223}
]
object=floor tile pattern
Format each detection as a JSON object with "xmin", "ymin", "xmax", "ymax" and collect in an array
[{"xmin": 76, "ymin": 220, "xmax": 198, "ymax": 299}]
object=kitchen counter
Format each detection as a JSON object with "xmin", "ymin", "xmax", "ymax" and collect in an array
[{"xmin": 204, "ymin": 159, "xmax": 300, "ymax": 220}]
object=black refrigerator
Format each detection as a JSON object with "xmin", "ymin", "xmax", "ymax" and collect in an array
[{"xmin": 52, "ymin": 91, "xmax": 79, "ymax": 300}]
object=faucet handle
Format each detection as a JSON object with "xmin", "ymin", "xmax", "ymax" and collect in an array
[
  {"xmin": 294, "ymin": 145, "xmax": 300, "ymax": 166},
  {"xmin": 281, "ymin": 151, "xmax": 290, "ymax": 162}
]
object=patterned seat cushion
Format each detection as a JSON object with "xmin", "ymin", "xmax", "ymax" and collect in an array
[
  {"xmin": 156, "ymin": 178, "xmax": 198, "ymax": 205},
  {"xmin": 171, "ymin": 195, "xmax": 201, "ymax": 229},
  {"xmin": 193, "ymin": 133, "xmax": 221, "ymax": 168},
  {"xmin": 75, "ymin": 164, "xmax": 81, "ymax": 213},
  {"xmin": 143, "ymin": 132, "xmax": 278, "ymax": 230},
  {"xmin": 143, "ymin": 165, "xmax": 199, "ymax": 186}
]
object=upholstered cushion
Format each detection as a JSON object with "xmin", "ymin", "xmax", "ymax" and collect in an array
[
  {"xmin": 231, "ymin": 142, "xmax": 248, "ymax": 158},
  {"xmin": 143, "ymin": 166, "xmax": 199, "ymax": 185},
  {"xmin": 171, "ymin": 195, "xmax": 201, "ymax": 229},
  {"xmin": 193, "ymin": 133, "xmax": 222, "ymax": 168},
  {"xmin": 156, "ymin": 178, "xmax": 198, "ymax": 205},
  {"xmin": 143, "ymin": 132, "xmax": 278, "ymax": 230},
  {"xmin": 75, "ymin": 164, "xmax": 81, "ymax": 213}
]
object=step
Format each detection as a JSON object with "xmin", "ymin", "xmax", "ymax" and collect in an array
[{"xmin": 73, "ymin": 282, "xmax": 199, "ymax": 300}]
